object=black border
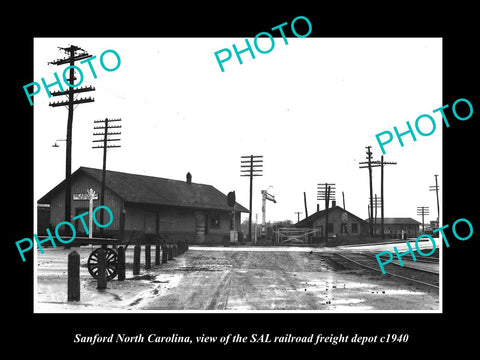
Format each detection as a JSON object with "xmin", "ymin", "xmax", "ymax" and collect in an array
[{"xmin": 8, "ymin": 5, "xmax": 478, "ymax": 356}]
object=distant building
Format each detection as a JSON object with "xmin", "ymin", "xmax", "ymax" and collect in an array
[
  {"xmin": 37, "ymin": 166, "xmax": 249, "ymax": 244},
  {"xmin": 295, "ymin": 205, "xmax": 369, "ymax": 241},
  {"xmin": 369, "ymin": 217, "xmax": 421, "ymax": 239}
]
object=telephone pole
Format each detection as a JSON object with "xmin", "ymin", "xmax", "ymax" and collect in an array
[
  {"xmin": 294, "ymin": 212, "xmax": 302, "ymax": 222},
  {"xmin": 317, "ymin": 183, "xmax": 335, "ymax": 243},
  {"xmin": 359, "ymin": 146, "xmax": 375, "ymax": 236},
  {"xmin": 48, "ymin": 45, "xmax": 95, "ymax": 229},
  {"xmin": 429, "ymin": 174, "xmax": 440, "ymax": 228},
  {"xmin": 241, "ymin": 155, "xmax": 263, "ymax": 242},
  {"xmin": 371, "ymin": 155, "xmax": 397, "ymax": 239},
  {"xmin": 303, "ymin": 192, "xmax": 309, "ymax": 218},
  {"xmin": 417, "ymin": 206, "xmax": 429, "ymax": 234},
  {"xmin": 92, "ymin": 118, "xmax": 121, "ymax": 230}
]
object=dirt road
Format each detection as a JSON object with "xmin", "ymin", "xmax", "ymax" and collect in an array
[
  {"xmin": 138, "ymin": 247, "xmax": 439, "ymax": 311},
  {"xmin": 35, "ymin": 245, "xmax": 439, "ymax": 312}
]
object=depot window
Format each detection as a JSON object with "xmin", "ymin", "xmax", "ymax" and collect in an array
[
  {"xmin": 210, "ymin": 212, "xmax": 221, "ymax": 229},
  {"xmin": 352, "ymin": 223, "xmax": 358, "ymax": 234}
]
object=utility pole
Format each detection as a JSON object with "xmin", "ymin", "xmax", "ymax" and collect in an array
[
  {"xmin": 241, "ymin": 155, "xmax": 263, "ymax": 242},
  {"xmin": 317, "ymin": 183, "xmax": 335, "ymax": 243},
  {"xmin": 359, "ymin": 146, "xmax": 375, "ymax": 237},
  {"xmin": 342, "ymin": 191, "xmax": 346, "ymax": 209},
  {"xmin": 371, "ymin": 155, "xmax": 397, "ymax": 239},
  {"xmin": 360, "ymin": 147, "xmax": 396, "ymax": 238},
  {"xmin": 429, "ymin": 174, "xmax": 440, "ymax": 228},
  {"xmin": 92, "ymin": 118, "xmax": 121, "ymax": 231},
  {"xmin": 304, "ymin": 192, "xmax": 309, "ymax": 218},
  {"xmin": 369, "ymin": 194, "xmax": 382, "ymax": 235},
  {"xmin": 417, "ymin": 206, "xmax": 430, "ymax": 234},
  {"xmin": 48, "ymin": 45, "xmax": 95, "ymax": 230},
  {"xmin": 294, "ymin": 212, "xmax": 302, "ymax": 223}
]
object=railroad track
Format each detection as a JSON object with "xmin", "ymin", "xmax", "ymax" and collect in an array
[{"xmin": 333, "ymin": 251, "xmax": 439, "ymax": 289}]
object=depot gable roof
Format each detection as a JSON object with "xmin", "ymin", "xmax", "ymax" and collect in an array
[
  {"xmin": 295, "ymin": 205, "xmax": 367, "ymax": 228},
  {"xmin": 38, "ymin": 166, "xmax": 249, "ymax": 213},
  {"xmin": 368, "ymin": 217, "xmax": 421, "ymax": 225}
]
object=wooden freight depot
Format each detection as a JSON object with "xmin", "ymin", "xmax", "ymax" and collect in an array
[{"xmin": 37, "ymin": 166, "xmax": 248, "ymax": 245}]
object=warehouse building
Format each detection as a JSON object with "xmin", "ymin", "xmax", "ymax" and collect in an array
[
  {"xmin": 37, "ymin": 166, "xmax": 248, "ymax": 245},
  {"xmin": 294, "ymin": 204, "xmax": 369, "ymax": 242},
  {"xmin": 370, "ymin": 217, "xmax": 421, "ymax": 239}
]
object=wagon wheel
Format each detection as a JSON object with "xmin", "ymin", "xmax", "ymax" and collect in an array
[{"xmin": 87, "ymin": 248, "xmax": 118, "ymax": 280}]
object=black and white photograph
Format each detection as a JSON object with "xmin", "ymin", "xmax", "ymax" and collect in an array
[{"xmin": 32, "ymin": 37, "xmax": 442, "ymax": 313}]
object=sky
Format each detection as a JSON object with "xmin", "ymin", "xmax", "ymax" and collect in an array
[{"xmin": 33, "ymin": 37, "xmax": 442, "ymax": 225}]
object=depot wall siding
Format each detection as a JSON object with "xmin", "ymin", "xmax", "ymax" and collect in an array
[
  {"xmin": 311, "ymin": 210, "xmax": 367, "ymax": 237},
  {"xmin": 123, "ymin": 203, "xmax": 235, "ymax": 244},
  {"xmin": 48, "ymin": 176, "xmax": 123, "ymax": 234},
  {"xmin": 42, "ymin": 172, "xmax": 244, "ymax": 244}
]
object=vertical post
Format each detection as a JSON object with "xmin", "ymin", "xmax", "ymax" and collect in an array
[
  {"xmin": 380, "ymin": 156, "xmax": 385, "ymax": 239},
  {"xmin": 133, "ymin": 244, "xmax": 141, "ymax": 275},
  {"xmin": 304, "ymin": 192, "xmax": 308, "ymax": 218},
  {"xmin": 145, "ymin": 244, "xmax": 151, "ymax": 270},
  {"xmin": 325, "ymin": 184, "xmax": 330, "ymax": 243},
  {"xmin": 162, "ymin": 244, "xmax": 168, "ymax": 263},
  {"xmin": 155, "ymin": 243, "xmax": 160, "ymax": 265},
  {"xmin": 435, "ymin": 174, "xmax": 440, "ymax": 225},
  {"xmin": 87, "ymin": 188, "xmax": 95, "ymax": 238},
  {"xmin": 99, "ymin": 118, "xmax": 108, "ymax": 232},
  {"xmin": 68, "ymin": 251, "xmax": 80, "ymax": 301},
  {"xmin": 64, "ymin": 52, "xmax": 75, "ymax": 229},
  {"xmin": 97, "ymin": 248, "xmax": 107, "ymax": 290},
  {"xmin": 248, "ymin": 155, "xmax": 253, "ymax": 241},
  {"xmin": 367, "ymin": 147, "xmax": 374, "ymax": 237},
  {"xmin": 342, "ymin": 191, "xmax": 345, "ymax": 209},
  {"xmin": 117, "ymin": 246, "xmax": 125, "ymax": 281}
]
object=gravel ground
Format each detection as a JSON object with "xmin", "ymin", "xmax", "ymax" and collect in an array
[{"xmin": 35, "ymin": 245, "xmax": 439, "ymax": 312}]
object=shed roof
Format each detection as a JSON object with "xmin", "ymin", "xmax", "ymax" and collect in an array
[
  {"xmin": 369, "ymin": 217, "xmax": 421, "ymax": 225},
  {"xmin": 295, "ymin": 205, "xmax": 368, "ymax": 228},
  {"xmin": 38, "ymin": 166, "xmax": 249, "ymax": 213}
]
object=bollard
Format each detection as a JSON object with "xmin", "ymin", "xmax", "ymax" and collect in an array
[
  {"xmin": 168, "ymin": 245, "xmax": 173, "ymax": 260},
  {"xmin": 178, "ymin": 242, "xmax": 184, "ymax": 255},
  {"xmin": 97, "ymin": 248, "xmax": 107, "ymax": 290},
  {"xmin": 68, "ymin": 250, "xmax": 80, "ymax": 301},
  {"xmin": 155, "ymin": 243, "xmax": 160, "ymax": 266},
  {"xmin": 133, "ymin": 244, "xmax": 141, "ymax": 275},
  {"xmin": 162, "ymin": 244, "xmax": 168, "ymax": 264},
  {"xmin": 117, "ymin": 246, "xmax": 125, "ymax": 281},
  {"xmin": 145, "ymin": 244, "xmax": 151, "ymax": 270},
  {"xmin": 173, "ymin": 244, "xmax": 178, "ymax": 257}
]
